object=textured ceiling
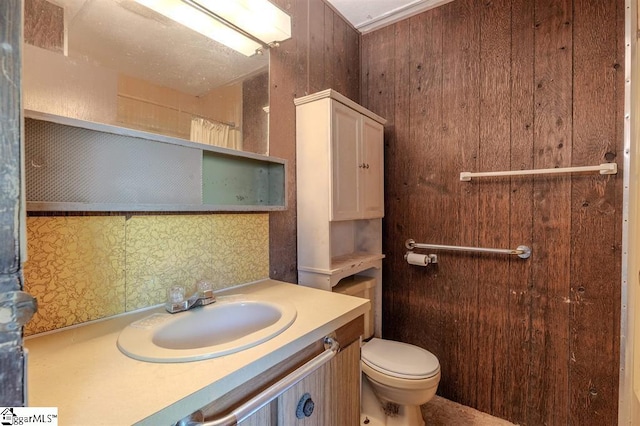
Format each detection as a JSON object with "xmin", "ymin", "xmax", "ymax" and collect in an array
[
  {"xmin": 325, "ymin": 0, "xmax": 452, "ymax": 32},
  {"xmin": 325, "ymin": 0, "xmax": 421, "ymax": 28}
]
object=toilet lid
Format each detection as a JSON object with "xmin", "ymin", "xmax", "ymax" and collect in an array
[{"xmin": 361, "ymin": 338, "xmax": 440, "ymax": 379}]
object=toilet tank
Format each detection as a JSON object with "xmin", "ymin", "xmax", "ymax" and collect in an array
[{"xmin": 333, "ymin": 275, "xmax": 376, "ymax": 340}]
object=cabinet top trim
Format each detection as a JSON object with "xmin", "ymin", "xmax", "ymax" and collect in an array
[{"xmin": 293, "ymin": 89, "xmax": 387, "ymax": 125}]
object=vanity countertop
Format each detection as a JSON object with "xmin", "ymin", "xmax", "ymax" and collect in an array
[{"xmin": 25, "ymin": 279, "xmax": 368, "ymax": 425}]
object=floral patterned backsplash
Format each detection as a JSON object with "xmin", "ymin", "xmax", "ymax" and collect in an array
[{"xmin": 24, "ymin": 214, "xmax": 269, "ymax": 335}]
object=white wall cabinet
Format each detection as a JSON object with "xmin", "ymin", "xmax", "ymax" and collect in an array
[
  {"xmin": 329, "ymin": 98, "xmax": 384, "ymax": 221},
  {"xmin": 295, "ymin": 89, "xmax": 385, "ymax": 337}
]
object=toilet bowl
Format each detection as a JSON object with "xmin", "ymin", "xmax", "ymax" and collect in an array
[{"xmin": 360, "ymin": 338, "xmax": 440, "ymax": 426}]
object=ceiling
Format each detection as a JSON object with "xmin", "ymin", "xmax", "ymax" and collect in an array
[{"xmin": 325, "ymin": 0, "xmax": 453, "ymax": 33}]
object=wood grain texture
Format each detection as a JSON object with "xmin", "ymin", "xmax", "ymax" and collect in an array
[
  {"xmin": 278, "ymin": 362, "xmax": 328, "ymax": 426},
  {"xmin": 197, "ymin": 315, "xmax": 363, "ymax": 422},
  {"xmin": 327, "ymin": 339, "xmax": 361, "ymax": 425},
  {"xmin": 360, "ymin": 0, "xmax": 624, "ymax": 424},
  {"xmin": 269, "ymin": 0, "xmax": 360, "ymax": 283},
  {"xmin": 476, "ymin": 0, "xmax": 511, "ymax": 416},
  {"xmin": 24, "ymin": 0, "xmax": 63, "ymax": 53},
  {"xmin": 440, "ymin": 0, "xmax": 481, "ymax": 408},
  {"xmin": 530, "ymin": 1, "xmax": 573, "ymax": 423},
  {"xmin": 239, "ymin": 401, "xmax": 277, "ymax": 425},
  {"xmin": 506, "ymin": 0, "xmax": 535, "ymax": 421},
  {"xmin": 570, "ymin": 0, "xmax": 621, "ymax": 423},
  {"xmin": 242, "ymin": 72, "xmax": 269, "ymax": 155}
]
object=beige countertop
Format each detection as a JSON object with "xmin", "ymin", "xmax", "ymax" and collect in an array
[{"xmin": 25, "ymin": 279, "xmax": 369, "ymax": 425}]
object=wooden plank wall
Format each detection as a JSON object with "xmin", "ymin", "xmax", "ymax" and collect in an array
[
  {"xmin": 361, "ymin": 0, "xmax": 624, "ymax": 424},
  {"xmin": 23, "ymin": 0, "xmax": 63, "ymax": 53},
  {"xmin": 268, "ymin": 0, "xmax": 360, "ymax": 283}
]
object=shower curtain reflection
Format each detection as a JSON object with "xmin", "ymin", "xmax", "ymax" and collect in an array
[{"xmin": 190, "ymin": 116, "xmax": 241, "ymax": 150}]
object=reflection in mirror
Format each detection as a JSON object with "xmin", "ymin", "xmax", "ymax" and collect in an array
[{"xmin": 23, "ymin": 0, "xmax": 271, "ymax": 155}]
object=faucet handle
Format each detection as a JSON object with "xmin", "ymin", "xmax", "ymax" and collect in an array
[
  {"xmin": 166, "ymin": 285, "xmax": 190, "ymax": 313},
  {"xmin": 196, "ymin": 280, "xmax": 215, "ymax": 301},
  {"xmin": 167, "ymin": 285, "xmax": 185, "ymax": 304}
]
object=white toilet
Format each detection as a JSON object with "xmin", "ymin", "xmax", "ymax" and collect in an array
[
  {"xmin": 332, "ymin": 276, "xmax": 441, "ymax": 426},
  {"xmin": 360, "ymin": 338, "xmax": 440, "ymax": 426}
]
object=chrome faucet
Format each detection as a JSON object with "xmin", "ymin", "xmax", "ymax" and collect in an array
[{"xmin": 165, "ymin": 280, "xmax": 216, "ymax": 314}]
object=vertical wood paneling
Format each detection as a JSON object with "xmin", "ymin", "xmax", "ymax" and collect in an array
[
  {"xmin": 269, "ymin": 0, "xmax": 300, "ymax": 283},
  {"xmin": 362, "ymin": 24, "xmax": 398, "ymax": 338},
  {"xmin": 530, "ymin": 1, "xmax": 573, "ymax": 423},
  {"xmin": 405, "ymin": 6, "xmax": 446, "ymax": 392},
  {"xmin": 570, "ymin": 0, "xmax": 621, "ymax": 423},
  {"xmin": 507, "ymin": 0, "xmax": 535, "ymax": 421},
  {"xmin": 360, "ymin": 0, "xmax": 624, "ymax": 424},
  {"xmin": 293, "ymin": 0, "xmax": 309, "ymax": 98},
  {"xmin": 440, "ymin": 0, "xmax": 480, "ymax": 407},
  {"xmin": 332, "ymin": 15, "xmax": 349, "ymax": 96},
  {"xmin": 323, "ymin": 6, "xmax": 336, "ymax": 89},
  {"xmin": 242, "ymin": 72, "xmax": 269, "ymax": 155},
  {"xmin": 345, "ymin": 26, "xmax": 360, "ymax": 101},
  {"xmin": 24, "ymin": 0, "xmax": 63, "ymax": 53},
  {"xmin": 476, "ymin": 0, "xmax": 512, "ymax": 416},
  {"xmin": 307, "ymin": 0, "xmax": 326, "ymax": 94},
  {"xmin": 269, "ymin": 0, "xmax": 360, "ymax": 283}
]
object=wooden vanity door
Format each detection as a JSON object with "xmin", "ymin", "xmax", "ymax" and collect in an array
[
  {"xmin": 238, "ymin": 401, "xmax": 277, "ymax": 425},
  {"xmin": 278, "ymin": 339, "xmax": 361, "ymax": 426},
  {"xmin": 278, "ymin": 362, "xmax": 328, "ymax": 426},
  {"xmin": 239, "ymin": 332, "xmax": 362, "ymax": 426}
]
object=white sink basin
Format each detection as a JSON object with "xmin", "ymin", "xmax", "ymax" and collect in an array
[{"xmin": 117, "ymin": 295, "xmax": 297, "ymax": 362}]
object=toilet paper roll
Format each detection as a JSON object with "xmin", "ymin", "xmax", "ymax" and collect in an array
[{"xmin": 406, "ymin": 252, "xmax": 430, "ymax": 266}]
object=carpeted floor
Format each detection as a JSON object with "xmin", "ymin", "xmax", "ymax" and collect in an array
[{"xmin": 421, "ymin": 396, "xmax": 518, "ymax": 425}]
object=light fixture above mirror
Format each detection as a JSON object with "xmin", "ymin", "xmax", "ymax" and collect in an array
[{"xmin": 134, "ymin": 0, "xmax": 291, "ymax": 56}]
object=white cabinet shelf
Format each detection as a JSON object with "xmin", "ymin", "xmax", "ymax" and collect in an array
[
  {"xmin": 295, "ymin": 89, "xmax": 385, "ymax": 336},
  {"xmin": 298, "ymin": 252, "xmax": 385, "ymax": 276}
]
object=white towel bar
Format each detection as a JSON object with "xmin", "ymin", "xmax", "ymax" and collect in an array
[{"xmin": 460, "ymin": 163, "xmax": 617, "ymax": 182}]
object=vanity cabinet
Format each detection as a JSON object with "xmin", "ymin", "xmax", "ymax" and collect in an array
[
  {"xmin": 190, "ymin": 316, "xmax": 363, "ymax": 426},
  {"xmin": 295, "ymin": 90, "xmax": 385, "ymax": 336}
]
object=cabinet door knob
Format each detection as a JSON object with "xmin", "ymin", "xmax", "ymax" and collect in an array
[{"xmin": 295, "ymin": 393, "xmax": 315, "ymax": 419}]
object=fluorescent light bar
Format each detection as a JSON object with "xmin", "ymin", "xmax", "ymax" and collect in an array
[
  {"xmin": 193, "ymin": 0, "xmax": 291, "ymax": 46},
  {"xmin": 134, "ymin": 0, "xmax": 264, "ymax": 56}
]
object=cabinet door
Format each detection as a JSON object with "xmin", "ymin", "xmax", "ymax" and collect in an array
[
  {"xmin": 239, "ymin": 401, "xmax": 277, "ymax": 425},
  {"xmin": 331, "ymin": 101, "xmax": 361, "ymax": 221},
  {"xmin": 327, "ymin": 340, "xmax": 362, "ymax": 425},
  {"xmin": 360, "ymin": 117, "xmax": 384, "ymax": 218},
  {"xmin": 278, "ymin": 362, "xmax": 328, "ymax": 426},
  {"xmin": 278, "ymin": 340, "xmax": 361, "ymax": 426}
]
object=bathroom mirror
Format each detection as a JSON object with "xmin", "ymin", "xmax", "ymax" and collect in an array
[{"xmin": 23, "ymin": 0, "xmax": 270, "ymax": 155}]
